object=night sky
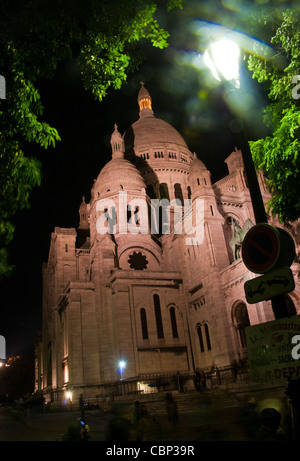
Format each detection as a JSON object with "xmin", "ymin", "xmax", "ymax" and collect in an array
[{"xmin": 0, "ymin": 1, "xmax": 276, "ymax": 359}]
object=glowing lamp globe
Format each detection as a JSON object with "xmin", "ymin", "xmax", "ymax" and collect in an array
[{"xmin": 204, "ymin": 39, "xmax": 240, "ymax": 85}]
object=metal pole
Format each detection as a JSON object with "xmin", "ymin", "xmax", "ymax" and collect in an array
[
  {"xmin": 230, "ymin": 118, "xmax": 289, "ymax": 319},
  {"xmin": 232, "ymin": 118, "xmax": 268, "ymax": 224}
]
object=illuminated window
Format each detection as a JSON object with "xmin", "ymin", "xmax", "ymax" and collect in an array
[{"xmin": 139, "ymin": 98, "xmax": 152, "ymax": 111}]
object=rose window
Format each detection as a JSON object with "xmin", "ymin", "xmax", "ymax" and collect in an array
[{"xmin": 128, "ymin": 251, "xmax": 148, "ymax": 270}]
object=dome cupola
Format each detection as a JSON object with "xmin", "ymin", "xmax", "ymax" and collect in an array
[
  {"xmin": 138, "ymin": 81, "xmax": 153, "ymax": 117},
  {"xmin": 189, "ymin": 152, "xmax": 212, "ymax": 197},
  {"xmin": 95, "ymin": 124, "xmax": 146, "ymax": 197},
  {"xmin": 110, "ymin": 123, "xmax": 125, "ymax": 159}
]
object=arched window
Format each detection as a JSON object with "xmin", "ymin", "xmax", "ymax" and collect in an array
[
  {"xmin": 169, "ymin": 307, "xmax": 178, "ymax": 338},
  {"xmin": 146, "ymin": 184, "xmax": 156, "ymax": 200},
  {"xmin": 197, "ymin": 324, "xmax": 204, "ymax": 353},
  {"xmin": 174, "ymin": 183, "xmax": 183, "ymax": 204},
  {"xmin": 159, "ymin": 183, "xmax": 170, "ymax": 201},
  {"xmin": 140, "ymin": 308, "xmax": 148, "ymax": 340},
  {"xmin": 232, "ymin": 302, "xmax": 250, "ymax": 349},
  {"xmin": 63, "ymin": 264, "xmax": 71, "ymax": 288},
  {"xmin": 204, "ymin": 323, "xmax": 211, "ymax": 350},
  {"xmin": 154, "ymin": 294, "xmax": 164, "ymax": 339},
  {"xmin": 197, "ymin": 323, "xmax": 212, "ymax": 352}
]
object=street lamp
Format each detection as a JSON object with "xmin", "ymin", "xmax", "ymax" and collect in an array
[
  {"xmin": 203, "ymin": 39, "xmax": 240, "ymax": 87},
  {"xmin": 118, "ymin": 359, "xmax": 126, "ymax": 380},
  {"xmin": 204, "ymin": 38, "xmax": 291, "ymax": 321},
  {"xmin": 203, "ymin": 38, "xmax": 300, "ymax": 437},
  {"xmin": 204, "ymin": 39, "xmax": 268, "ymax": 225}
]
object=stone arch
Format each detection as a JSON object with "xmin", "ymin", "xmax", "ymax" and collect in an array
[
  {"xmin": 118, "ymin": 245, "xmax": 161, "ymax": 270},
  {"xmin": 231, "ymin": 301, "xmax": 250, "ymax": 350}
]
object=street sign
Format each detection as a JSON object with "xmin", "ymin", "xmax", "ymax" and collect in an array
[
  {"xmin": 246, "ymin": 315, "xmax": 300, "ymax": 383},
  {"xmin": 244, "ymin": 266, "xmax": 295, "ymax": 304},
  {"xmin": 242, "ymin": 223, "xmax": 281, "ymax": 274}
]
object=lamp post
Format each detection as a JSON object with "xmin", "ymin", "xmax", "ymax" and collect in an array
[
  {"xmin": 204, "ymin": 39, "xmax": 300, "ymax": 438},
  {"xmin": 118, "ymin": 359, "xmax": 126, "ymax": 380},
  {"xmin": 204, "ymin": 38, "xmax": 289, "ymax": 319},
  {"xmin": 204, "ymin": 39, "xmax": 268, "ymax": 225}
]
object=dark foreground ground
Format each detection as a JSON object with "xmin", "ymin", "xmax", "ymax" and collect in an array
[{"xmin": 0, "ymin": 386, "xmax": 296, "ymax": 445}]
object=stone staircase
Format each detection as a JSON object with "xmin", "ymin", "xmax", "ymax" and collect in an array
[{"xmin": 115, "ymin": 389, "xmax": 242, "ymax": 417}]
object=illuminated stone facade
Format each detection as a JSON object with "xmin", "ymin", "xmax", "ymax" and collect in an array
[{"xmin": 36, "ymin": 84, "xmax": 300, "ymax": 404}]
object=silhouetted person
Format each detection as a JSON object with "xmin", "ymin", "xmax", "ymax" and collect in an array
[
  {"xmin": 194, "ymin": 368, "xmax": 201, "ymax": 391},
  {"xmin": 79, "ymin": 394, "xmax": 85, "ymax": 421},
  {"xmin": 232, "ymin": 359, "xmax": 238, "ymax": 382},
  {"xmin": 135, "ymin": 405, "xmax": 162, "ymax": 441},
  {"xmin": 200, "ymin": 371, "xmax": 206, "ymax": 390},
  {"xmin": 166, "ymin": 393, "xmax": 178, "ymax": 425}
]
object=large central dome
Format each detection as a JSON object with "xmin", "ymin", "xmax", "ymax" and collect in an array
[
  {"xmin": 124, "ymin": 83, "xmax": 192, "ymax": 163},
  {"xmin": 129, "ymin": 116, "xmax": 189, "ymax": 151}
]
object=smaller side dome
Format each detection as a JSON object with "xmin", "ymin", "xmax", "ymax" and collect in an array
[
  {"xmin": 94, "ymin": 124, "xmax": 146, "ymax": 197},
  {"xmin": 188, "ymin": 153, "xmax": 211, "ymax": 191},
  {"xmin": 189, "ymin": 152, "xmax": 208, "ymax": 175},
  {"xmin": 97, "ymin": 159, "xmax": 146, "ymax": 196}
]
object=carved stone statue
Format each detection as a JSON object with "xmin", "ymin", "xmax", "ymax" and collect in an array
[{"xmin": 229, "ymin": 218, "xmax": 254, "ymax": 261}]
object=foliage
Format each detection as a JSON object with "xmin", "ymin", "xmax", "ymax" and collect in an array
[
  {"xmin": 247, "ymin": 8, "xmax": 300, "ymax": 222},
  {"xmin": 0, "ymin": 0, "xmax": 182, "ymax": 278},
  {"xmin": 0, "ymin": 356, "xmax": 34, "ymax": 400}
]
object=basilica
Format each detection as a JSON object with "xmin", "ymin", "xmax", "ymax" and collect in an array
[{"xmin": 35, "ymin": 83, "xmax": 300, "ymax": 405}]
